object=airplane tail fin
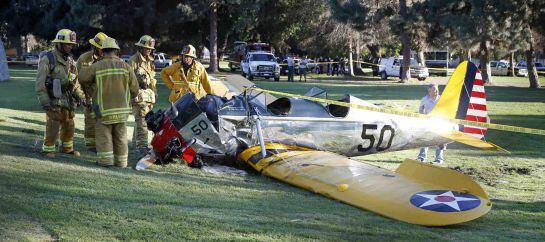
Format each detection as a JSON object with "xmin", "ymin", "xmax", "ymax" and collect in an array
[{"xmin": 430, "ymin": 61, "xmax": 488, "ymax": 139}]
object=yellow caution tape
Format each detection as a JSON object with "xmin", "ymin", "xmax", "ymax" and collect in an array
[
  {"xmin": 225, "ymin": 58, "xmax": 545, "ymax": 74},
  {"xmin": 247, "ymin": 87, "xmax": 545, "ymax": 136},
  {"xmin": 2, "ymin": 60, "xmax": 28, "ymax": 64}
]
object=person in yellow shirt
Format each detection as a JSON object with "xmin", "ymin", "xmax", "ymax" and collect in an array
[{"xmin": 161, "ymin": 44, "xmax": 213, "ymax": 103}]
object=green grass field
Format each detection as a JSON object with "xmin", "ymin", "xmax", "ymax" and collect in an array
[{"xmin": 1, "ymin": 65, "xmax": 544, "ymax": 241}]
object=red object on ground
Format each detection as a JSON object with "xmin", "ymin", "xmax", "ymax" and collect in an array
[{"xmin": 150, "ymin": 115, "xmax": 196, "ymax": 164}]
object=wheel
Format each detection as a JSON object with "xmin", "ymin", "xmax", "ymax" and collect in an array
[
  {"xmin": 274, "ymin": 77, "xmax": 280, "ymax": 82},
  {"xmin": 417, "ymin": 77, "xmax": 426, "ymax": 81},
  {"xmin": 230, "ymin": 67, "xmax": 236, "ymax": 72},
  {"xmin": 188, "ymin": 156, "xmax": 203, "ymax": 169},
  {"xmin": 248, "ymin": 71, "xmax": 254, "ymax": 81},
  {"xmin": 242, "ymin": 71, "xmax": 246, "ymax": 77},
  {"xmin": 380, "ymin": 71, "xmax": 387, "ymax": 80},
  {"xmin": 265, "ymin": 77, "xmax": 270, "ymax": 80}
]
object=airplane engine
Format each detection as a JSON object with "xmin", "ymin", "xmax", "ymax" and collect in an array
[{"xmin": 136, "ymin": 93, "xmax": 225, "ymax": 170}]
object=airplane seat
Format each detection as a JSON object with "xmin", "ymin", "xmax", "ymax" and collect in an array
[
  {"xmin": 267, "ymin": 97, "xmax": 291, "ymax": 116},
  {"xmin": 328, "ymin": 94, "xmax": 350, "ymax": 118}
]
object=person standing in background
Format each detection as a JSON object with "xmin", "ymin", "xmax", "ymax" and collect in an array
[{"xmin": 417, "ymin": 83, "xmax": 447, "ymax": 164}]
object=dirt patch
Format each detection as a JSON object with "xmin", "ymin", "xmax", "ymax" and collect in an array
[
  {"xmin": 453, "ymin": 165, "xmax": 534, "ymax": 186},
  {"xmin": 0, "ymin": 206, "xmax": 57, "ymax": 241}
]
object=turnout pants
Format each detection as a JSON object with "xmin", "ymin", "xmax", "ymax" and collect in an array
[
  {"xmin": 42, "ymin": 108, "xmax": 75, "ymax": 153},
  {"xmin": 95, "ymin": 119, "xmax": 128, "ymax": 167},
  {"xmin": 132, "ymin": 102, "xmax": 153, "ymax": 149},
  {"xmin": 84, "ymin": 106, "xmax": 96, "ymax": 148}
]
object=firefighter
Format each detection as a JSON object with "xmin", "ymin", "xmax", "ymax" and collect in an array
[
  {"xmin": 79, "ymin": 37, "xmax": 139, "ymax": 167},
  {"xmin": 35, "ymin": 29, "xmax": 85, "ymax": 158},
  {"xmin": 129, "ymin": 35, "xmax": 157, "ymax": 155},
  {"xmin": 161, "ymin": 44, "xmax": 214, "ymax": 103},
  {"xmin": 76, "ymin": 32, "xmax": 108, "ymax": 152}
]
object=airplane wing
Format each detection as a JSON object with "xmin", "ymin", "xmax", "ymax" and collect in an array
[
  {"xmin": 210, "ymin": 74, "xmax": 276, "ymax": 105},
  {"xmin": 238, "ymin": 143, "xmax": 492, "ymax": 226}
]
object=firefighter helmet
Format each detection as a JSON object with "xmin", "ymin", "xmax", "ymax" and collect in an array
[
  {"xmin": 52, "ymin": 29, "xmax": 77, "ymax": 44},
  {"xmin": 181, "ymin": 44, "xmax": 197, "ymax": 58},
  {"xmin": 89, "ymin": 32, "xmax": 108, "ymax": 49},
  {"xmin": 101, "ymin": 37, "xmax": 120, "ymax": 50},
  {"xmin": 135, "ymin": 35, "xmax": 155, "ymax": 49}
]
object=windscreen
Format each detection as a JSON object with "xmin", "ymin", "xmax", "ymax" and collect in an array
[{"xmin": 251, "ymin": 54, "xmax": 275, "ymax": 62}]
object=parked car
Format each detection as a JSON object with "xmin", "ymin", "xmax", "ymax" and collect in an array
[
  {"xmin": 536, "ymin": 62, "xmax": 545, "ymax": 76},
  {"xmin": 515, "ymin": 61, "xmax": 545, "ymax": 76},
  {"xmin": 120, "ymin": 55, "xmax": 131, "ymax": 63},
  {"xmin": 154, "ymin": 52, "xmax": 172, "ymax": 69},
  {"xmin": 241, "ymin": 51, "xmax": 280, "ymax": 81},
  {"xmin": 280, "ymin": 58, "xmax": 300, "ymax": 75},
  {"xmin": 490, "ymin": 60, "xmax": 509, "ymax": 76},
  {"xmin": 379, "ymin": 56, "xmax": 429, "ymax": 81},
  {"xmin": 370, "ymin": 57, "xmax": 382, "ymax": 76},
  {"xmin": 25, "ymin": 54, "xmax": 39, "ymax": 66},
  {"xmin": 514, "ymin": 61, "xmax": 528, "ymax": 77}
]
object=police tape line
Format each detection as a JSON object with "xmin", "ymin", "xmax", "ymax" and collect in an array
[
  {"xmin": 3, "ymin": 61, "xmax": 28, "ymax": 64},
  {"xmin": 247, "ymin": 87, "xmax": 545, "ymax": 136},
  {"xmin": 225, "ymin": 59, "xmax": 545, "ymax": 74},
  {"xmin": 5, "ymin": 58, "xmax": 545, "ymax": 75}
]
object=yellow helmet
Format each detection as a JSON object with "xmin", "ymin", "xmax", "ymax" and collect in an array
[
  {"xmin": 182, "ymin": 44, "xmax": 197, "ymax": 58},
  {"xmin": 135, "ymin": 35, "xmax": 155, "ymax": 49},
  {"xmin": 52, "ymin": 29, "xmax": 77, "ymax": 44},
  {"xmin": 89, "ymin": 32, "xmax": 108, "ymax": 49},
  {"xmin": 101, "ymin": 37, "xmax": 120, "ymax": 50}
]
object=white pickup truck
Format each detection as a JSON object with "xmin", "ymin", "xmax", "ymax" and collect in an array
[
  {"xmin": 379, "ymin": 56, "xmax": 429, "ymax": 81},
  {"xmin": 154, "ymin": 53, "xmax": 172, "ymax": 69},
  {"xmin": 241, "ymin": 51, "xmax": 280, "ymax": 81}
]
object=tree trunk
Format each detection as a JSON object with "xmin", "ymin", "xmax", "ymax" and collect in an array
[
  {"xmin": 479, "ymin": 40, "xmax": 492, "ymax": 84},
  {"xmin": 355, "ymin": 37, "xmax": 363, "ymax": 71},
  {"xmin": 459, "ymin": 49, "xmax": 471, "ymax": 62},
  {"xmin": 367, "ymin": 44, "xmax": 381, "ymax": 58},
  {"xmin": 208, "ymin": 0, "xmax": 218, "ymax": 72},
  {"xmin": 349, "ymin": 37, "xmax": 354, "ymax": 77},
  {"xmin": 509, "ymin": 52, "xmax": 515, "ymax": 77},
  {"xmin": 0, "ymin": 39, "xmax": 10, "ymax": 82},
  {"xmin": 526, "ymin": 31, "xmax": 540, "ymax": 88},
  {"xmin": 219, "ymin": 31, "xmax": 230, "ymax": 61},
  {"xmin": 416, "ymin": 50, "xmax": 425, "ymax": 67},
  {"xmin": 399, "ymin": 0, "xmax": 411, "ymax": 82}
]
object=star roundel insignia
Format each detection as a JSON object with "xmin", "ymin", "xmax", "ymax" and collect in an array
[{"xmin": 410, "ymin": 190, "xmax": 481, "ymax": 212}]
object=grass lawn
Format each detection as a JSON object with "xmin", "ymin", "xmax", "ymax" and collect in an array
[{"xmin": 1, "ymin": 65, "xmax": 544, "ymax": 241}]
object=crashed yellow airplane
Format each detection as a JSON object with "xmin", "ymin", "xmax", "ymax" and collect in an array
[{"xmin": 137, "ymin": 61, "xmax": 543, "ymax": 226}]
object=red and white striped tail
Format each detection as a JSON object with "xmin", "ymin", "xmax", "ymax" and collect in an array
[{"xmin": 463, "ymin": 69, "xmax": 488, "ymax": 139}]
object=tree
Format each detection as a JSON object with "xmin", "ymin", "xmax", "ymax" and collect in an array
[
  {"xmin": 510, "ymin": 0, "xmax": 544, "ymax": 88},
  {"xmin": 415, "ymin": 0, "xmax": 522, "ymax": 84},
  {"xmin": 329, "ymin": 0, "xmax": 416, "ymax": 81}
]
